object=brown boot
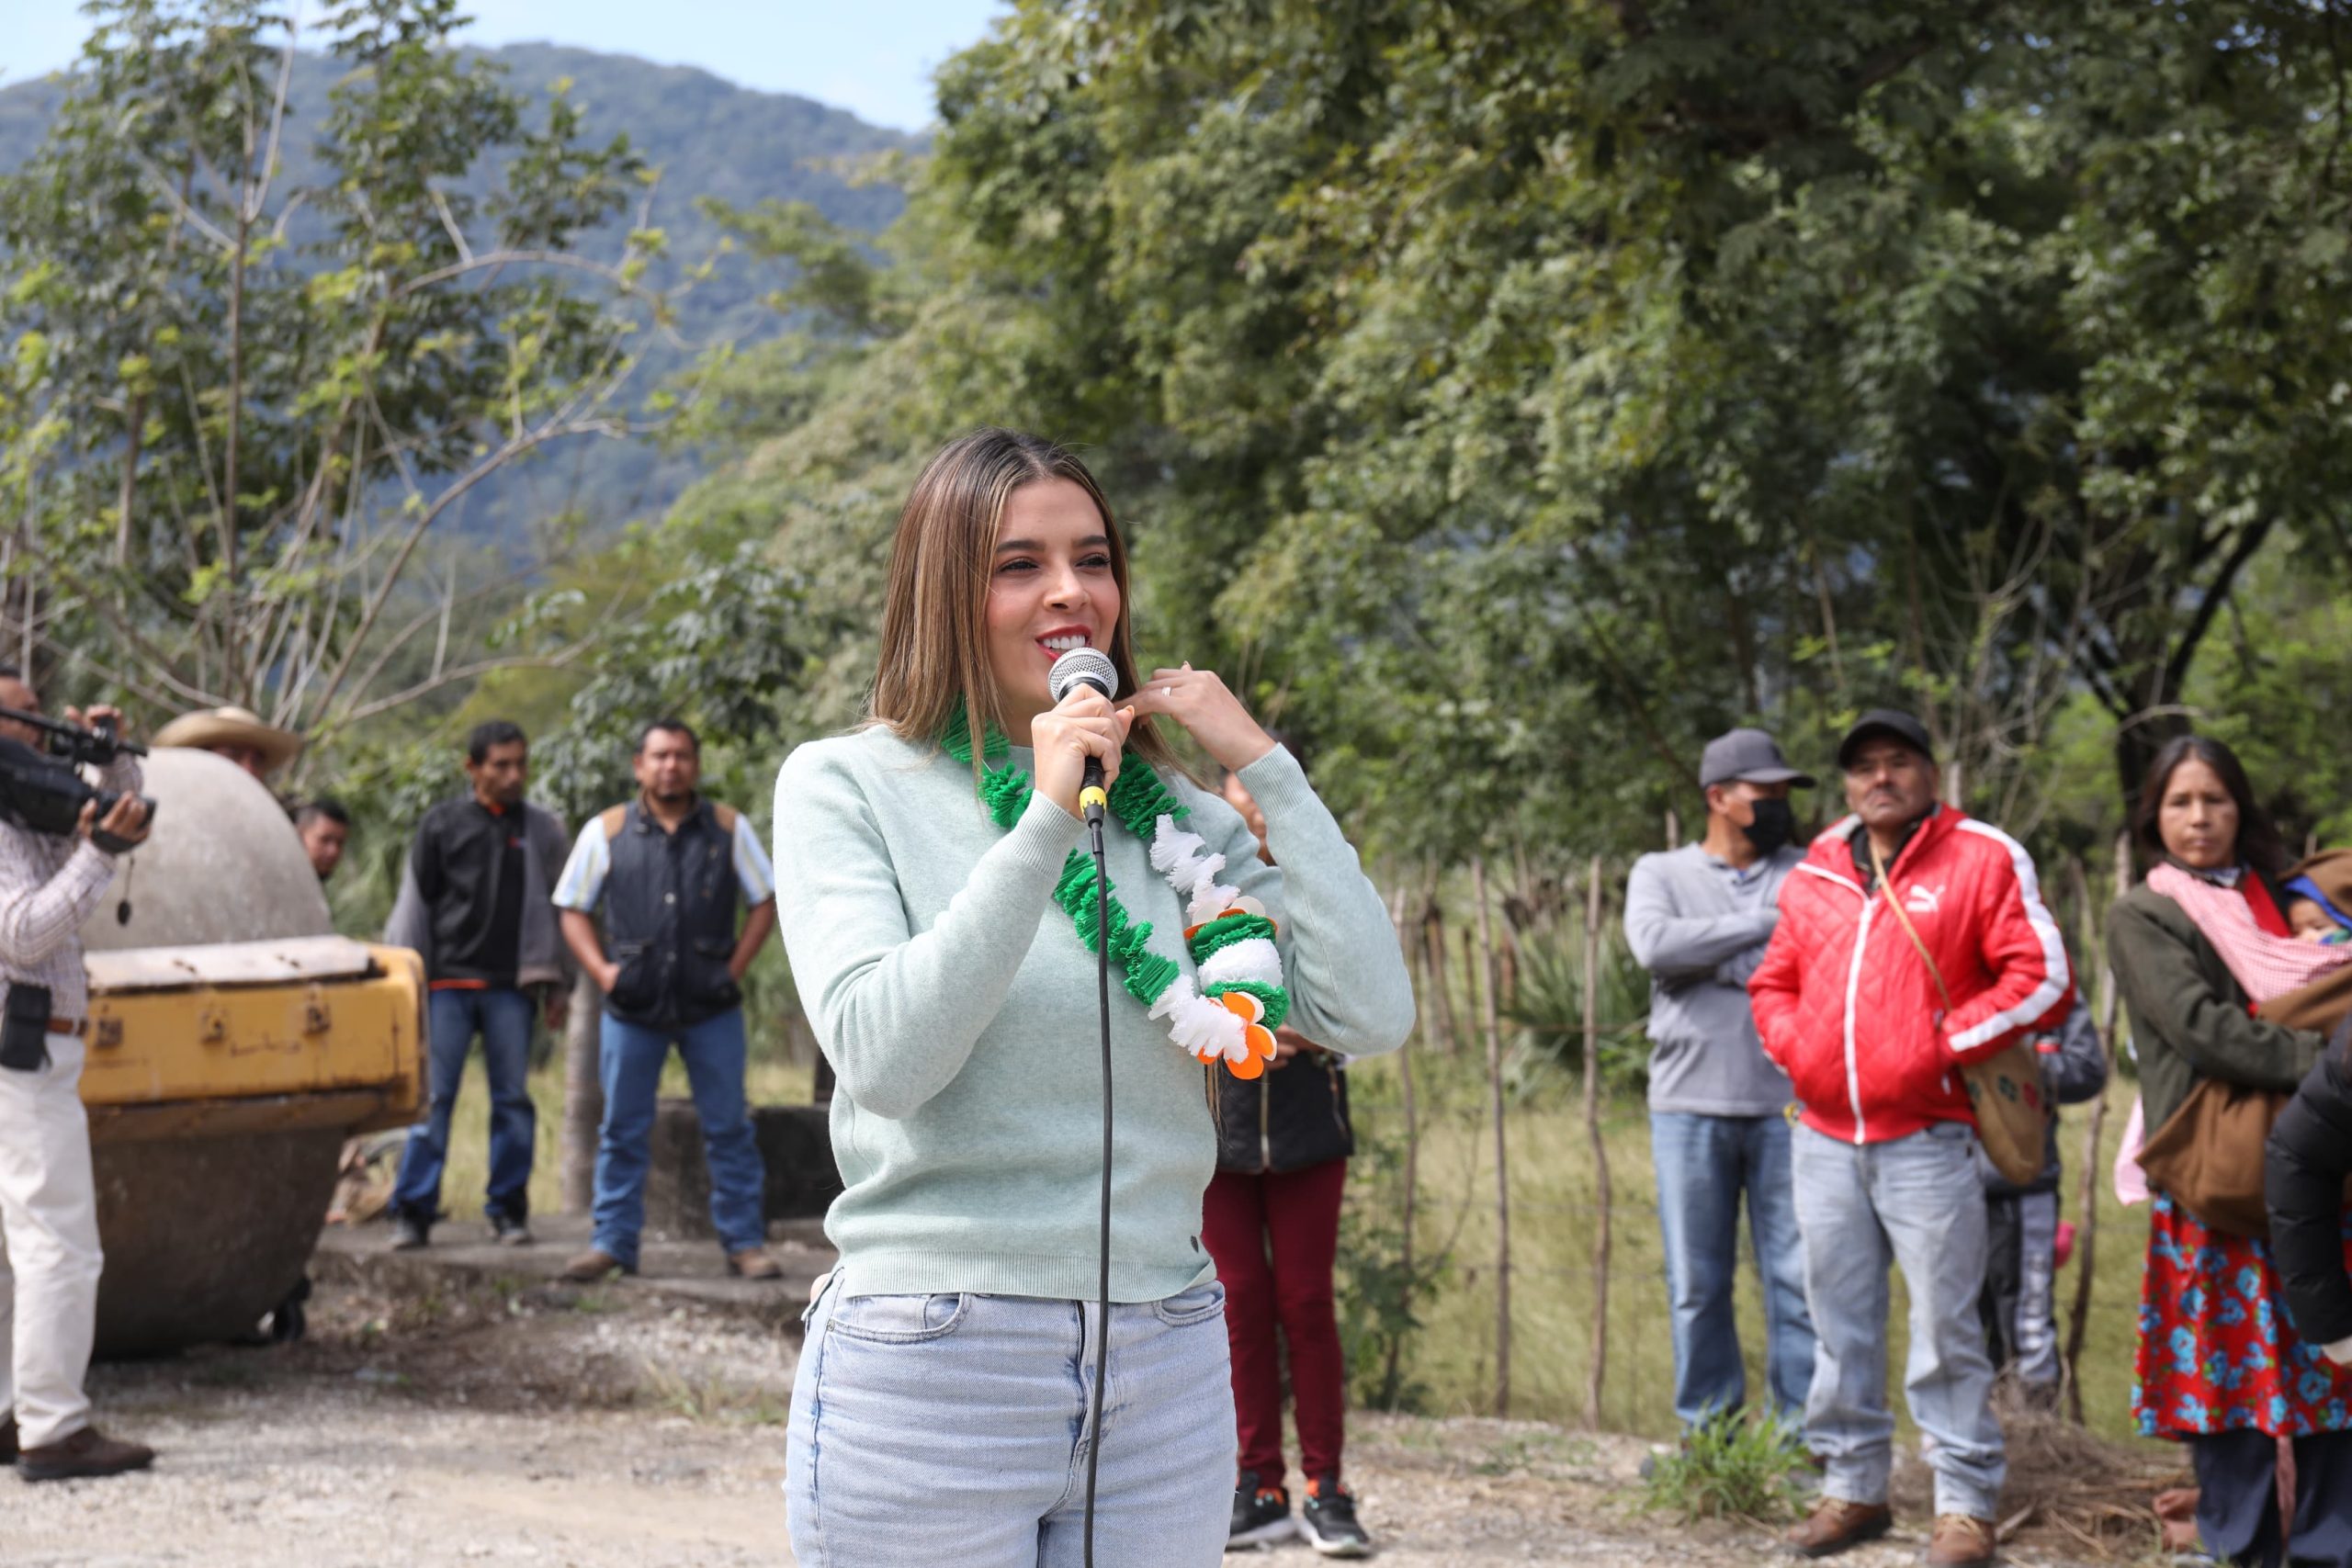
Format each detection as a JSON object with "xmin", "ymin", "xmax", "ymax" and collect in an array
[
  {"xmin": 1927, "ymin": 1514, "xmax": 1998, "ymax": 1568},
  {"xmin": 727, "ymin": 1247, "xmax": 784, "ymax": 1280},
  {"xmin": 1784, "ymin": 1496, "xmax": 1894, "ymax": 1559},
  {"xmin": 1, "ymin": 1411, "xmax": 16, "ymax": 1463},
  {"xmin": 17, "ymin": 1425, "xmax": 154, "ymax": 1483},
  {"xmin": 560, "ymin": 1247, "xmax": 631, "ymax": 1283}
]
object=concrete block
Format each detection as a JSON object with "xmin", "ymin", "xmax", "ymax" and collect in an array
[{"xmin": 642, "ymin": 1100, "xmax": 842, "ymax": 1238}]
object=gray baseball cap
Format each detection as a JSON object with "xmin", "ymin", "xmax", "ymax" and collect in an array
[{"xmin": 1699, "ymin": 728, "xmax": 1816, "ymax": 790}]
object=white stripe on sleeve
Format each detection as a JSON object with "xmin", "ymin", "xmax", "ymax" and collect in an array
[{"xmin": 1949, "ymin": 818, "xmax": 2069, "ymax": 1054}]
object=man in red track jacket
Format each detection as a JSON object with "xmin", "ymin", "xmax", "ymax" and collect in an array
[{"xmin": 1750, "ymin": 710, "xmax": 2071, "ymax": 1568}]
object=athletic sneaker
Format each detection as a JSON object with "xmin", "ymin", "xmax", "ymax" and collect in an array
[
  {"xmin": 1228, "ymin": 1470, "xmax": 1297, "ymax": 1549},
  {"xmin": 1300, "ymin": 1474, "xmax": 1373, "ymax": 1558}
]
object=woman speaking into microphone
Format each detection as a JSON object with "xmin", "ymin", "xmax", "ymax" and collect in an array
[{"xmin": 772, "ymin": 427, "xmax": 1415, "ymax": 1564}]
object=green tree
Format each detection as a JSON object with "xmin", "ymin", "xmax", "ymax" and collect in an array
[
  {"xmin": 0, "ymin": 0, "xmax": 680, "ymax": 742},
  {"xmin": 697, "ymin": 0, "xmax": 2352, "ymax": 869}
]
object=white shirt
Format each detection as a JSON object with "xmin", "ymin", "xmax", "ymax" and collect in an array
[{"xmin": 551, "ymin": 802, "xmax": 776, "ymax": 914}]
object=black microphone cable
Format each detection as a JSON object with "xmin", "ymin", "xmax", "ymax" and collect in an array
[
  {"xmin": 1047, "ymin": 645, "xmax": 1125, "ymax": 1566},
  {"xmin": 1080, "ymin": 768, "xmax": 1113, "ymax": 1568}
]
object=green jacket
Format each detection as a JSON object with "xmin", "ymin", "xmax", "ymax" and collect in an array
[{"xmin": 2108, "ymin": 881, "xmax": 2326, "ymax": 1131}]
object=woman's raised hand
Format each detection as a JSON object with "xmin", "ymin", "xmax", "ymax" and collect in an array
[
  {"xmin": 1125, "ymin": 664, "xmax": 1276, "ymax": 775},
  {"xmin": 1030, "ymin": 685, "xmax": 1133, "ymax": 819}
]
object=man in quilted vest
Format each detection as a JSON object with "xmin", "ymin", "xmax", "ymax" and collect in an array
[
  {"xmin": 1750, "ymin": 710, "xmax": 2072, "ymax": 1568},
  {"xmin": 552, "ymin": 718, "xmax": 784, "ymax": 1283}
]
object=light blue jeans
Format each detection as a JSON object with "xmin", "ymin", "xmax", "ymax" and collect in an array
[
  {"xmin": 786, "ymin": 1277, "xmax": 1236, "ymax": 1566},
  {"xmin": 1650, "ymin": 1111, "xmax": 1815, "ymax": 1430},
  {"xmin": 1793, "ymin": 1120, "xmax": 2006, "ymax": 1519},
  {"xmin": 592, "ymin": 1008, "xmax": 766, "ymax": 1268}
]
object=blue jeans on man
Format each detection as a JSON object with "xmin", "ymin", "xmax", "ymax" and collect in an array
[
  {"xmin": 1792, "ymin": 1120, "xmax": 2006, "ymax": 1519},
  {"xmin": 392, "ymin": 987, "xmax": 537, "ymax": 1224},
  {"xmin": 592, "ymin": 1007, "xmax": 766, "ymax": 1269},
  {"xmin": 1650, "ymin": 1110, "xmax": 1815, "ymax": 1431}
]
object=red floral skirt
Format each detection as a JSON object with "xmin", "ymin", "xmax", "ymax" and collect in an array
[{"xmin": 2133, "ymin": 1194, "xmax": 2352, "ymax": 1438}]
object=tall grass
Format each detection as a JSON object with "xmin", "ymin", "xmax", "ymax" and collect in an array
[{"xmin": 1344, "ymin": 1046, "xmax": 2158, "ymax": 1448}]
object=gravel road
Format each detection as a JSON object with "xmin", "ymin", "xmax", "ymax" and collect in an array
[{"xmin": 2, "ymin": 1259, "xmax": 2139, "ymax": 1566}]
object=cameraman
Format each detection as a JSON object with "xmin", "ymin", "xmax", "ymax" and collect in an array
[{"xmin": 0, "ymin": 668, "xmax": 154, "ymax": 1481}]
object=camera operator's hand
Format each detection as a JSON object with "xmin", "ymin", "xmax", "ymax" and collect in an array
[
  {"xmin": 62, "ymin": 704, "xmax": 127, "ymax": 737},
  {"xmin": 78, "ymin": 792, "xmax": 151, "ymax": 850}
]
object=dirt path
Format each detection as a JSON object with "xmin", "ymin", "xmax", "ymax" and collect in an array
[{"xmin": 4, "ymin": 1264, "xmax": 2140, "ymax": 1566}]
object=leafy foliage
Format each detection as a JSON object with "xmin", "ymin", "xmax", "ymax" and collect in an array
[
  {"xmin": 1503, "ymin": 922, "xmax": 1653, "ymax": 1095},
  {"xmin": 1334, "ymin": 1105, "xmax": 1446, "ymax": 1414},
  {"xmin": 0, "ymin": 39, "xmax": 915, "ymax": 557},
  {"xmin": 1640, "ymin": 1410, "xmax": 1811, "ymax": 1523},
  {"xmin": 0, "ymin": 0, "xmax": 674, "ymax": 738},
  {"xmin": 693, "ymin": 0, "xmax": 2352, "ymax": 874}
]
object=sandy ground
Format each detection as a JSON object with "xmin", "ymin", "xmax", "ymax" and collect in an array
[{"xmin": 1, "ymin": 1253, "xmax": 2154, "ymax": 1567}]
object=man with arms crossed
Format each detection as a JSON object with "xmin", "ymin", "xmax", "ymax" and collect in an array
[{"xmin": 1624, "ymin": 728, "xmax": 1816, "ymax": 1451}]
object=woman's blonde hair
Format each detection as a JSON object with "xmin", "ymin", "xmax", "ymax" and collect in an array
[{"xmin": 869, "ymin": 428, "xmax": 1178, "ymax": 775}]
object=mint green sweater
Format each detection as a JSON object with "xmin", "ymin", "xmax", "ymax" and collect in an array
[{"xmin": 771, "ymin": 729, "xmax": 1415, "ymax": 1301}]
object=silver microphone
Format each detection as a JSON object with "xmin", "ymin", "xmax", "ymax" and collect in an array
[
  {"xmin": 1046, "ymin": 646, "xmax": 1120, "ymax": 705},
  {"xmin": 1046, "ymin": 647, "xmax": 1121, "ymax": 822}
]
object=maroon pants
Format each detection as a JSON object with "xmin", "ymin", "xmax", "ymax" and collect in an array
[{"xmin": 1200, "ymin": 1158, "xmax": 1349, "ymax": 1485}]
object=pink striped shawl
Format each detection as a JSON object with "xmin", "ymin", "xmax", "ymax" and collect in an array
[{"xmin": 2144, "ymin": 861, "xmax": 2352, "ymax": 1004}]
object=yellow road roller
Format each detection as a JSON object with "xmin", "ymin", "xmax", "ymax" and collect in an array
[{"xmin": 74, "ymin": 748, "xmax": 424, "ymax": 1356}]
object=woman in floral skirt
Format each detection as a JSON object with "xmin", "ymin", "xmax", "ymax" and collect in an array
[{"xmin": 2109, "ymin": 735, "xmax": 2352, "ymax": 1566}]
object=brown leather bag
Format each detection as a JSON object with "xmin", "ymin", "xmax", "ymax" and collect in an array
[
  {"xmin": 1869, "ymin": 838, "xmax": 2049, "ymax": 1186},
  {"xmin": 2136, "ymin": 1079, "xmax": 2285, "ymax": 1238}
]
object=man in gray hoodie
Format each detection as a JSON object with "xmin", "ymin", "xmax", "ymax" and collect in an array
[{"xmin": 1624, "ymin": 728, "xmax": 1816, "ymax": 1437}]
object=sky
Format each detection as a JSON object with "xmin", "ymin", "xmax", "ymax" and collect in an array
[{"xmin": 0, "ymin": 0, "xmax": 1009, "ymax": 132}]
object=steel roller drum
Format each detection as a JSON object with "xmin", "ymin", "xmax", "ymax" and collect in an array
[{"xmin": 77, "ymin": 749, "xmax": 352, "ymax": 1356}]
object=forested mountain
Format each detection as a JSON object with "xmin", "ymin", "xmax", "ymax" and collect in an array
[{"xmin": 0, "ymin": 43, "xmax": 913, "ymax": 544}]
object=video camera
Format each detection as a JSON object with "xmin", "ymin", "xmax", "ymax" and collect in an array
[{"xmin": 0, "ymin": 706, "xmax": 157, "ymax": 853}]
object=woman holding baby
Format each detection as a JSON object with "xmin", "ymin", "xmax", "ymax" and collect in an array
[{"xmin": 2110, "ymin": 735, "xmax": 2352, "ymax": 1567}]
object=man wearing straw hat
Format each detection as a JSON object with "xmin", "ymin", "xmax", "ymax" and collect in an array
[{"xmin": 152, "ymin": 705, "xmax": 303, "ymax": 783}]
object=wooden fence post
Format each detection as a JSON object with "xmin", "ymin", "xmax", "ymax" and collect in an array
[
  {"xmin": 2062, "ymin": 831, "xmax": 2132, "ymax": 1423},
  {"xmin": 560, "ymin": 968, "xmax": 602, "ymax": 1214},
  {"xmin": 1461, "ymin": 935, "xmax": 1481, "ymax": 1055},
  {"xmin": 1385, "ymin": 885, "xmax": 1420, "ymax": 1409},
  {"xmin": 1471, "ymin": 855, "xmax": 1512, "ymax": 1416},
  {"xmin": 1581, "ymin": 856, "xmax": 1613, "ymax": 1429},
  {"xmin": 1419, "ymin": 865, "xmax": 1460, "ymax": 1055}
]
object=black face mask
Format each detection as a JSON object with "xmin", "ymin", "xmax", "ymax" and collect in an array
[{"xmin": 1740, "ymin": 796, "xmax": 1798, "ymax": 856}]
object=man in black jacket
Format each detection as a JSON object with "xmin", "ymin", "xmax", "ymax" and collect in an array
[
  {"xmin": 2267, "ymin": 1017, "xmax": 2352, "ymax": 1371},
  {"xmin": 384, "ymin": 720, "xmax": 572, "ymax": 1249}
]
